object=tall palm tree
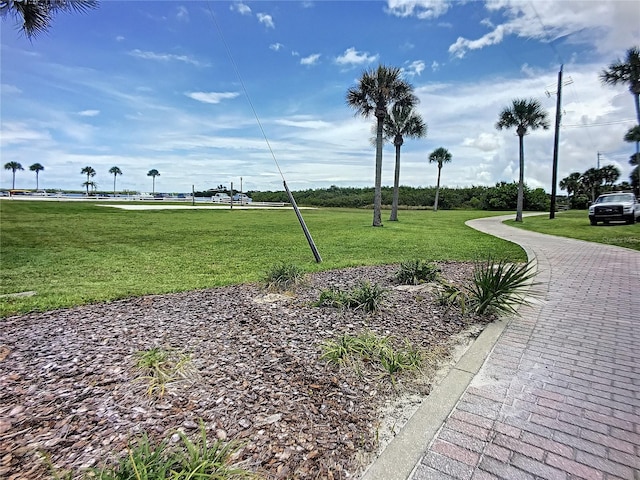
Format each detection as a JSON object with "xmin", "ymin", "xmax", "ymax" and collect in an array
[
  {"xmin": 147, "ymin": 169, "xmax": 160, "ymax": 195},
  {"xmin": 0, "ymin": 0, "xmax": 98, "ymax": 39},
  {"xmin": 81, "ymin": 166, "xmax": 96, "ymax": 195},
  {"xmin": 346, "ymin": 65, "xmax": 417, "ymax": 227},
  {"xmin": 109, "ymin": 166, "xmax": 122, "ymax": 195},
  {"xmin": 29, "ymin": 163, "xmax": 45, "ymax": 190},
  {"xmin": 383, "ymin": 103, "xmax": 427, "ymax": 221},
  {"xmin": 428, "ymin": 147, "xmax": 452, "ymax": 212},
  {"xmin": 600, "ymin": 47, "xmax": 640, "ymax": 125},
  {"xmin": 495, "ymin": 98, "xmax": 549, "ymax": 222},
  {"xmin": 4, "ymin": 161, "xmax": 24, "ymax": 189}
]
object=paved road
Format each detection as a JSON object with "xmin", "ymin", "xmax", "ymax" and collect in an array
[{"xmin": 408, "ymin": 215, "xmax": 640, "ymax": 480}]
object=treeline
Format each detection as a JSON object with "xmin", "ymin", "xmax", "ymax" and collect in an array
[{"xmin": 249, "ymin": 182, "xmax": 553, "ymax": 211}]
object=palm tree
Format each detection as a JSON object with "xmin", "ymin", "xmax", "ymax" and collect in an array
[
  {"xmin": 559, "ymin": 172, "xmax": 582, "ymax": 200},
  {"xmin": 428, "ymin": 147, "xmax": 452, "ymax": 212},
  {"xmin": 29, "ymin": 163, "xmax": 45, "ymax": 190},
  {"xmin": 0, "ymin": 0, "xmax": 98, "ymax": 39},
  {"xmin": 495, "ymin": 98, "xmax": 549, "ymax": 222},
  {"xmin": 600, "ymin": 47, "xmax": 640, "ymax": 125},
  {"xmin": 109, "ymin": 166, "xmax": 122, "ymax": 195},
  {"xmin": 383, "ymin": 103, "xmax": 427, "ymax": 221},
  {"xmin": 581, "ymin": 168, "xmax": 604, "ymax": 202},
  {"xmin": 600, "ymin": 164, "xmax": 620, "ymax": 188},
  {"xmin": 346, "ymin": 65, "xmax": 417, "ymax": 227},
  {"xmin": 4, "ymin": 161, "xmax": 24, "ymax": 189},
  {"xmin": 81, "ymin": 166, "xmax": 96, "ymax": 195},
  {"xmin": 147, "ymin": 169, "xmax": 160, "ymax": 194},
  {"xmin": 624, "ymin": 124, "xmax": 640, "ymax": 162}
]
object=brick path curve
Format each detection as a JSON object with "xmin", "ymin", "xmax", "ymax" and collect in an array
[{"xmin": 410, "ymin": 215, "xmax": 640, "ymax": 480}]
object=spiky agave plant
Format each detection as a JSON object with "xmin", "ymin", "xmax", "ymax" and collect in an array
[{"xmin": 467, "ymin": 259, "xmax": 537, "ymax": 316}]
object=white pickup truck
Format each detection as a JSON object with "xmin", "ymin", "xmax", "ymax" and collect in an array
[{"xmin": 588, "ymin": 192, "xmax": 640, "ymax": 225}]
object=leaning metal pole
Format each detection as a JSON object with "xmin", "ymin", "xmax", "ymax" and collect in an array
[
  {"xmin": 550, "ymin": 65, "xmax": 563, "ymax": 219},
  {"xmin": 284, "ymin": 180, "xmax": 322, "ymax": 263}
]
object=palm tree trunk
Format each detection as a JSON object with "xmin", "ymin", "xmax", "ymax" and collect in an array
[
  {"xmin": 516, "ymin": 134, "xmax": 525, "ymax": 222},
  {"xmin": 12, "ymin": 172, "xmax": 16, "ymax": 190},
  {"xmin": 389, "ymin": 143, "xmax": 401, "ymax": 221},
  {"xmin": 434, "ymin": 165, "xmax": 442, "ymax": 212},
  {"xmin": 633, "ymin": 91, "xmax": 640, "ymax": 125},
  {"xmin": 36, "ymin": 172, "xmax": 39, "ymax": 190},
  {"xmin": 373, "ymin": 109, "xmax": 385, "ymax": 227},
  {"xmin": 113, "ymin": 175, "xmax": 117, "ymax": 195}
]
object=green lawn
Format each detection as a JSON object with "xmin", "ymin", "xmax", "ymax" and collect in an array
[
  {"xmin": 505, "ymin": 210, "xmax": 640, "ymax": 251},
  {"xmin": 0, "ymin": 201, "xmax": 525, "ymax": 317}
]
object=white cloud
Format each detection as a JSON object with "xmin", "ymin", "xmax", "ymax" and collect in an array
[
  {"xmin": 385, "ymin": 0, "xmax": 450, "ymax": 19},
  {"xmin": 462, "ymin": 133, "xmax": 501, "ymax": 152},
  {"xmin": 276, "ymin": 116, "xmax": 332, "ymax": 129},
  {"xmin": 78, "ymin": 110, "xmax": 100, "ymax": 117},
  {"xmin": 403, "ymin": 60, "xmax": 426, "ymax": 77},
  {"xmin": 1, "ymin": 84, "xmax": 22, "ymax": 95},
  {"xmin": 186, "ymin": 92, "xmax": 240, "ymax": 104},
  {"xmin": 128, "ymin": 49, "xmax": 206, "ymax": 67},
  {"xmin": 115, "ymin": 35, "xmax": 125, "ymax": 42},
  {"xmin": 431, "ymin": 60, "xmax": 440, "ymax": 72},
  {"xmin": 335, "ymin": 47, "xmax": 378, "ymax": 67},
  {"xmin": 449, "ymin": 1, "xmax": 640, "ymax": 58},
  {"xmin": 300, "ymin": 53, "xmax": 321, "ymax": 66},
  {"xmin": 230, "ymin": 2, "xmax": 251, "ymax": 15},
  {"xmin": 257, "ymin": 13, "xmax": 275, "ymax": 29},
  {"xmin": 0, "ymin": 122, "xmax": 52, "ymax": 146},
  {"xmin": 176, "ymin": 6, "xmax": 189, "ymax": 22},
  {"xmin": 270, "ymin": 43, "xmax": 284, "ymax": 51}
]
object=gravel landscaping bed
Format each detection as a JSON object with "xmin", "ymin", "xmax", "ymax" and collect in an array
[{"xmin": 0, "ymin": 262, "xmax": 491, "ymax": 479}]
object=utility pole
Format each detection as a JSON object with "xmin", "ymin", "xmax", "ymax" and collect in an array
[
  {"xmin": 546, "ymin": 66, "xmax": 572, "ymax": 219},
  {"xmin": 597, "ymin": 151, "xmax": 602, "ymax": 169}
]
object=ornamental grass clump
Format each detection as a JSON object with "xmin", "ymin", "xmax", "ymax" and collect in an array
[
  {"xmin": 264, "ymin": 262, "xmax": 305, "ymax": 292},
  {"xmin": 316, "ymin": 281, "xmax": 387, "ymax": 312},
  {"xmin": 395, "ymin": 260, "xmax": 441, "ymax": 285},
  {"xmin": 92, "ymin": 423, "xmax": 256, "ymax": 480},
  {"xmin": 134, "ymin": 347, "xmax": 194, "ymax": 398}
]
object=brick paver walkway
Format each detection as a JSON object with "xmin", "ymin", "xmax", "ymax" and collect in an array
[{"xmin": 410, "ymin": 215, "xmax": 640, "ymax": 480}]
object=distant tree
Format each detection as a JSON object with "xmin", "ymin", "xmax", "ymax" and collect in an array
[
  {"xmin": 495, "ymin": 98, "xmax": 549, "ymax": 222},
  {"xmin": 0, "ymin": 0, "xmax": 98, "ymax": 39},
  {"xmin": 383, "ymin": 103, "xmax": 427, "ymax": 221},
  {"xmin": 147, "ymin": 169, "xmax": 160, "ymax": 194},
  {"xmin": 29, "ymin": 163, "xmax": 45, "ymax": 190},
  {"xmin": 581, "ymin": 168, "xmax": 604, "ymax": 202},
  {"xmin": 109, "ymin": 166, "xmax": 122, "ymax": 195},
  {"xmin": 4, "ymin": 161, "xmax": 24, "ymax": 189},
  {"xmin": 428, "ymin": 147, "xmax": 452, "ymax": 212},
  {"xmin": 600, "ymin": 46, "xmax": 640, "ymax": 124},
  {"xmin": 600, "ymin": 164, "xmax": 620, "ymax": 188},
  {"xmin": 346, "ymin": 64, "xmax": 417, "ymax": 227},
  {"xmin": 81, "ymin": 166, "xmax": 96, "ymax": 195}
]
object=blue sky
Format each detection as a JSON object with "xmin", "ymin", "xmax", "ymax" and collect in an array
[{"xmin": 1, "ymin": 0, "xmax": 639, "ymax": 194}]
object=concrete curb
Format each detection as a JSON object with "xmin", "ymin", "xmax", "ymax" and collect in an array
[{"xmin": 360, "ymin": 214, "xmax": 539, "ymax": 480}]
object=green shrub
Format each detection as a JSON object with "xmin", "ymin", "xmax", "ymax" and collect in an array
[
  {"xmin": 134, "ymin": 347, "xmax": 194, "ymax": 398},
  {"xmin": 316, "ymin": 281, "xmax": 387, "ymax": 312},
  {"xmin": 264, "ymin": 262, "xmax": 305, "ymax": 291},
  {"xmin": 395, "ymin": 260, "xmax": 441, "ymax": 285},
  {"xmin": 467, "ymin": 259, "xmax": 536, "ymax": 315}
]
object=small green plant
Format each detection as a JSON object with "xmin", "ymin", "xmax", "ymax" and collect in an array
[
  {"xmin": 395, "ymin": 260, "xmax": 441, "ymax": 285},
  {"xmin": 93, "ymin": 424, "xmax": 256, "ymax": 480},
  {"xmin": 264, "ymin": 262, "xmax": 305, "ymax": 291},
  {"xmin": 437, "ymin": 282, "xmax": 468, "ymax": 314},
  {"xmin": 467, "ymin": 259, "xmax": 537, "ymax": 315},
  {"xmin": 348, "ymin": 281, "xmax": 387, "ymax": 312},
  {"xmin": 95, "ymin": 434, "xmax": 173, "ymax": 480},
  {"xmin": 316, "ymin": 282, "xmax": 387, "ymax": 312},
  {"xmin": 320, "ymin": 332, "xmax": 421, "ymax": 386},
  {"xmin": 315, "ymin": 287, "xmax": 351, "ymax": 309},
  {"xmin": 135, "ymin": 347, "xmax": 194, "ymax": 397}
]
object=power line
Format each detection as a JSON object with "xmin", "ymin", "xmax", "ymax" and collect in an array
[{"xmin": 562, "ymin": 119, "xmax": 635, "ymax": 128}]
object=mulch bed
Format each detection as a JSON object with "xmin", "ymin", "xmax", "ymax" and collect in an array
[{"xmin": 0, "ymin": 263, "xmax": 491, "ymax": 479}]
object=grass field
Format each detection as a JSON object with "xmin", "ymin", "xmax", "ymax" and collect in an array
[
  {"xmin": 505, "ymin": 210, "xmax": 640, "ymax": 251},
  {"xmin": 0, "ymin": 201, "xmax": 527, "ymax": 317}
]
